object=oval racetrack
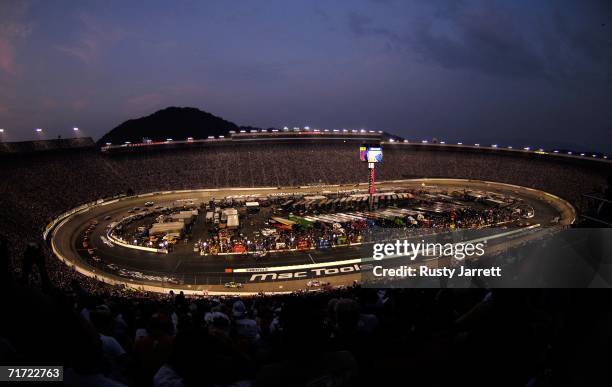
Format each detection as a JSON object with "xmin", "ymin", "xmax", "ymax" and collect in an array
[{"xmin": 49, "ymin": 179, "xmax": 576, "ymax": 295}]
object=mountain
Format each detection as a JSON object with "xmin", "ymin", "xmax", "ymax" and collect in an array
[{"xmin": 97, "ymin": 107, "xmax": 239, "ymax": 145}]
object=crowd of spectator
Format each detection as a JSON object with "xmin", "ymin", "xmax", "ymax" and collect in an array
[
  {"xmin": 1, "ymin": 236, "xmax": 610, "ymax": 386},
  {"xmin": 0, "ymin": 142, "xmax": 610, "ymax": 385}
]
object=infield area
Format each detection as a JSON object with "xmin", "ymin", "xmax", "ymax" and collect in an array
[{"xmin": 49, "ymin": 179, "xmax": 575, "ymax": 294}]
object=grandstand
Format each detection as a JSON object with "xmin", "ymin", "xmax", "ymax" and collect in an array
[{"xmin": 1, "ymin": 133, "xmax": 611, "ymax": 386}]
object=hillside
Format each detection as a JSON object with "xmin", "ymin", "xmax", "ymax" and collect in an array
[{"xmin": 97, "ymin": 107, "xmax": 239, "ymax": 145}]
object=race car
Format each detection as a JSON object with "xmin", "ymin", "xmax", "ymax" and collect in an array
[{"xmin": 224, "ymin": 281, "xmax": 243, "ymax": 288}]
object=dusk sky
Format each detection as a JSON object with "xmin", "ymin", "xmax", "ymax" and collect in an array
[{"xmin": 0, "ymin": 0, "xmax": 610, "ymax": 151}]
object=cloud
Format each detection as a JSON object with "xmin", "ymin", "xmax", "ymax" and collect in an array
[
  {"xmin": 0, "ymin": 2, "xmax": 32, "ymax": 76},
  {"xmin": 70, "ymin": 98, "xmax": 89, "ymax": 111},
  {"xmin": 411, "ymin": 5, "xmax": 548, "ymax": 79},
  {"xmin": 347, "ymin": 1, "xmax": 612, "ymax": 83},
  {"xmin": 125, "ymin": 92, "xmax": 165, "ymax": 113},
  {"xmin": 56, "ymin": 13, "xmax": 125, "ymax": 63},
  {"xmin": 0, "ymin": 37, "xmax": 17, "ymax": 75},
  {"xmin": 347, "ymin": 11, "xmax": 397, "ymax": 41}
]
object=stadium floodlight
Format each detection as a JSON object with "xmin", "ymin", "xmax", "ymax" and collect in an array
[
  {"xmin": 389, "ymin": 139, "xmax": 395, "ymax": 142},
  {"xmin": 73, "ymin": 127, "xmax": 79, "ymax": 131},
  {"xmin": 422, "ymin": 140, "xmax": 428, "ymax": 144},
  {"xmin": 491, "ymin": 144, "xmax": 498, "ymax": 148},
  {"xmin": 105, "ymin": 142, "xmax": 111, "ymax": 146},
  {"xmin": 219, "ymin": 135, "xmax": 225, "ymax": 138},
  {"xmin": 440, "ymin": 141, "xmax": 445, "ymax": 144},
  {"xmin": 167, "ymin": 138, "xmax": 173, "ymax": 141},
  {"xmin": 283, "ymin": 126, "xmax": 289, "ymax": 130},
  {"xmin": 342, "ymin": 129, "xmax": 348, "ymax": 132},
  {"xmin": 524, "ymin": 147, "xmax": 531, "ymax": 151},
  {"xmin": 592, "ymin": 154, "xmax": 597, "ymax": 157},
  {"xmin": 187, "ymin": 137, "xmax": 194, "ymax": 141},
  {"xmin": 404, "ymin": 139, "xmax": 409, "ymax": 143},
  {"xmin": 360, "ymin": 129, "xmax": 366, "ymax": 133},
  {"xmin": 580, "ymin": 153, "xmax": 585, "ymax": 156},
  {"xmin": 304, "ymin": 126, "xmax": 310, "ymax": 130},
  {"xmin": 125, "ymin": 141, "xmax": 131, "ymax": 144},
  {"xmin": 508, "ymin": 146, "xmax": 513, "ymax": 149},
  {"xmin": 567, "ymin": 151, "xmax": 572, "ymax": 155},
  {"xmin": 333, "ymin": 129, "xmax": 339, "ymax": 132},
  {"xmin": 207, "ymin": 136, "xmax": 214, "ymax": 139},
  {"xmin": 553, "ymin": 150, "xmax": 559, "ymax": 153},
  {"xmin": 475, "ymin": 143, "xmax": 480, "ymax": 147},
  {"xmin": 457, "ymin": 142, "xmax": 463, "ymax": 145},
  {"xmin": 604, "ymin": 156, "xmax": 608, "ymax": 159},
  {"xmin": 35, "ymin": 128, "xmax": 43, "ymax": 132},
  {"xmin": 0, "ymin": 128, "xmax": 4, "ymax": 133},
  {"xmin": 324, "ymin": 129, "xmax": 329, "ymax": 132}
]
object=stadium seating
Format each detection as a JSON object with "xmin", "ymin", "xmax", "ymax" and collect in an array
[{"xmin": 0, "ymin": 141, "xmax": 610, "ymax": 385}]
